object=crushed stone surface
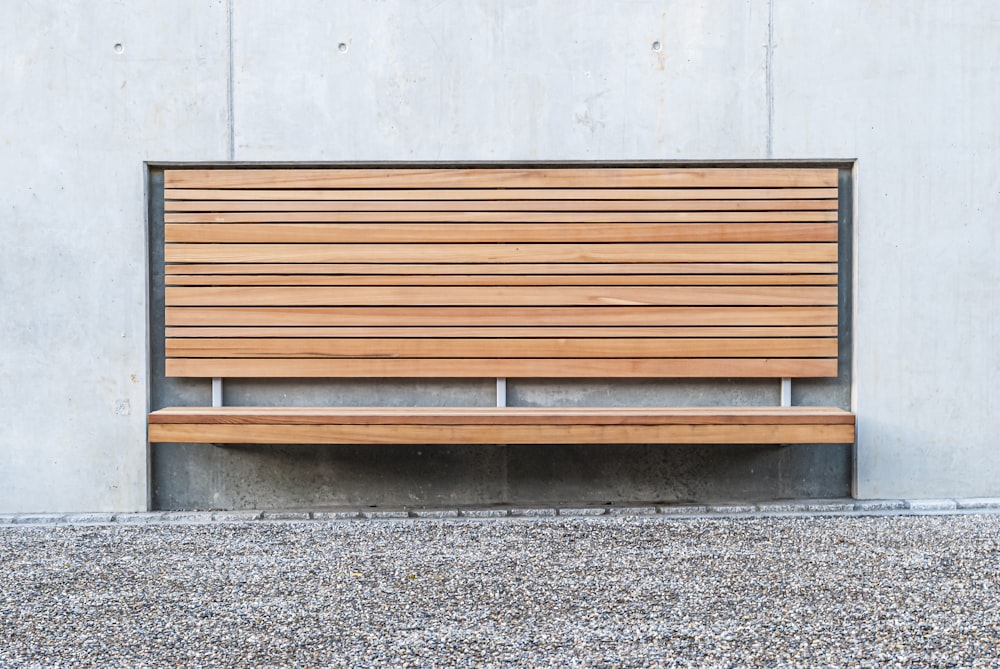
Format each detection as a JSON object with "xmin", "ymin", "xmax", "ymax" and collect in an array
[{"xmin": 2, "ymin": 514, "xmax": 999, "ymax": 667}]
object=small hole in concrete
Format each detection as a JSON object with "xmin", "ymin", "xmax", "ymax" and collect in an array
[
  {"xmin": 651, "ymin": 41, "xmax": 661, "ymax": 52},
  {"xmin": 338, "ymin": 42, "xmax": 348, "ymax": 53},
  {"xmin": 114, "ymin": 43, "xmax": 124, "ymax": 54}
]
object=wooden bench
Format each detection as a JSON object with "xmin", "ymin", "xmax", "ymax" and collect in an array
[{"xmin": 148, "ymin": 165, "xmax": 855, "ymax": 446}]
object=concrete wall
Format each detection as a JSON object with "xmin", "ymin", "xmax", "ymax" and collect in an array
[
  {"xmin": 2, "ymin": 0, "xmax": 998, "ymax": 511},
  {"xmin": 1, "ymin": 1, "xmax": 229, "ymax": 512}
]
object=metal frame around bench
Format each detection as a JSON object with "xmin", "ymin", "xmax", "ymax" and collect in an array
[{"xmin": 148, "ymin": 165, "xmax": 855, "ymax": 446}]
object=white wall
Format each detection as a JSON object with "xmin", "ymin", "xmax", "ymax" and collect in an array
[{"xmin": 1, "ymin": 0, "xmax": 997, "ymax": 510}]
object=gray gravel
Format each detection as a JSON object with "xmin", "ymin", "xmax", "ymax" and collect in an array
[{"xmin": 2, "ymin": 514, "xmax": 999, "ymax": 667}]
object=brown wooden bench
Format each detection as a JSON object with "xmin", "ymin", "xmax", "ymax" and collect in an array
[{"xmin": 148, "ymin": 165, "xmax": 855, "ymax": 445}]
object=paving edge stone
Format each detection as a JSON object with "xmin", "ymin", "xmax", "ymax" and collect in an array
[
  {"xmin": 460, "ymin": 509, "xmax": 509, "ymax": 518},
  {"xmin": 362, "ymin": 510, "xmax": 410, "ymax": 519},
  {"xmin": 11, "ymin": 514, "xmax": 67, "ymax": 525},
  {"xmin": 609, "ymin": 506, "xmax": 658, "ymax": 516},
  {"xmin": 657, "ymin": 505, "xmax": 709, "ymax": 516},
  {"xmin": 161, "ymin": 512, "xmax": 214, "ymax": 523},
  {"xmin": 855, "ymin": 500, "xmax": 908, "ymax": 512},
  {"xmin": 64, "ymin": 513, "xmax": 117, "ymax": 524},
  {"xmin": 755, "ymin": 503, "xmax": 802, "ymax": 514},
  {"xmin": 411, "ymin": 510, "xmax": 460, "ymax": 519},
  {"xmin": 211, "ymin": 511, "xmax": 264, "ymax": 522},
  {"xmin": 906, "ymin": 499, "xmax": 959, "ymax": 511},
  {"xmin": 804, "ymin": 502, "xmax": 857, "ymax": 513},
  {"xmin": 955, "ymin": 498, "xmax": 1000, "ymax": 510},
  {"xmin": 312, "ymin": 511, "xmax": 362, "ymax": 520},
  {"xmin": 261, "ymin": 511, "xmax": 313, "ymax": 521},
  {"xmin": 509, "ymin": 508, "xmax": 558, "ymax": 517},
  {"xmin": 113, "ymin": 512, "xmax": 166, "ymax": 524},
  {"xmin": 558, "ymin": 508, "xmax": 608, "ymax": 516},
  {"xmin": 708, "ymin": 505, "xmax": 756, "ymax": 515}
]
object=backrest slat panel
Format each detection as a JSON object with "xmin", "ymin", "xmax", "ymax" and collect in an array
[{"xmin": 161, "ymin": 166, "xmax": 842, "ymax": 379}]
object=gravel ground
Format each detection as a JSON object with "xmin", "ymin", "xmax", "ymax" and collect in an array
[{"xmin": 2, "ymin": 514, "xmax": 999, "ymax": 668}]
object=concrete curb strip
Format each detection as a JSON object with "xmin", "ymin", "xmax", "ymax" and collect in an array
[{"xmin": 4, "ymin": 499, "xmax": 1000, "ymax": 527}]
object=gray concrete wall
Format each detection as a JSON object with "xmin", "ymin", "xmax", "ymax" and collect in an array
[
  {"xmin": 3, "ymin": 0, "xmax": 998, "ymax": 511},
  {"xmin": 1, "ymin": 1, "xmax": 229, "ymax": 512}
]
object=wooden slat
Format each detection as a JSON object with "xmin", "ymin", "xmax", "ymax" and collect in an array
[
  {"xmin": 164, "ymin": 243, "xmax": 839, "ymax": 264},
  {"xmin": 149, "ymin": 406, "xmax": 856, "ymax": 425},
  {"xmin": 165, "ymin": 210, "xmax": 838, "ymax": 223},
  {"xmin": 163, "ymin": 286, "xmax": 838, "ymax": 308},
  {"xmin": 148, "ymin": 421, "xmax": 855, "ymax": 444},
  {"xmin": 166, "ymin": 337, "xmax": 838, "ymax": 359},
  {"xmin": 164, "ymin": 222, "xmax": 838, "ymax": 244},
  {"xmin": 165, "ymin": 306, "xmax": 839, "ymax": 327},
  {"xmin": 165, "ymin": 187, "xmax": 839, "ymax": 201},
  {"xmin": 164, "ymin": 198, "xmax": 837, "ymax": 212},
  {"xmin": 164, "ymin": 325, "xmax": 840, "ymax": 338},
  {"xmin": 164, "ymin": 262, "xmax": 840, "ymax": 276},
  {"xmin": 165, "ymin": 285, "xmax": 837, "ymax": 307},
  {"xmin": 165, "ymin": 357, "xmax": 838, "ymax": 378},
  {"xmin": 163, "ymin": 167, "xmax": 839, "ymax": 190},
  {"xmin": 164, "ymin": 273, "xmax": 838, "ymax": 287}
]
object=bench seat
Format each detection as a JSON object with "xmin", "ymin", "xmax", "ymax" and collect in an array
[{"xmin": 148, "ymin": 406, "xmax": 855, "ymax": 445}]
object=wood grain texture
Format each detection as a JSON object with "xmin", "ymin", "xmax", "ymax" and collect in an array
[
  {"xmin": 165, "ymin": 305, "xmax": 839, "ymax": 327},
  {"xmin": 164, "ymin": 262, "xmax": 840, "ymax": 276},
  {"xmin": 164, "ymin": 222, "xmax": 839, "ymax": 244},
  {"xmin": 152, "ymin": 166, "xmax": 854, "ymax": 446},
  {"xmin": 164, "ymin": 325, "xmax": 840, "ymax": 338},
  {"xmin": 165, "ymin": 273, "xmax": 838, "ymax": 287},
  {"xmin": 164, "ymin": 243, "xmax": 839, "ymax": 264},
  {"xmin": 165, "ymin": 357, "xmax": 838, "ymax": 378},
  {"xmin": 165, "ymin": 187, "xmax": 839, "ymax": 201},
  {"xmin": 165, "ymin": 210, "xmax": 838, "ymax": 223},
  {"xmin": 165, "ymin": 198, "xmax": 838, "ymax": 213},
  {"xmin": 164, "ymin": 285, "xmax": 838, "ymax": 307},
  {"xmin": 148, "ymin": 421, "xmax": 855, "ymax": 444},
  {"xmin": 164, "ymin": 167, "xmax": 839, "ymax": 189},
  {"xmin": 165, "ymin": 337, "xmax": 838, "ymax": 359},
  {"xmin": 159, "ymin": 165, "xmax": 845, "ymax": 386}
]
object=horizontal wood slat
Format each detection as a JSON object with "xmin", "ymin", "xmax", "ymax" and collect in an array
[
  {"xmin": 165, "ymin": 198, "xmax": 837, "ymax": 213},
  {"xmin": 165, "ymin": 211, "xmax": 838, "ymax": 223},
  {"xmin": 165, "ymin": 306, "xmax": 839, "ymax": 327},
  {"xmin": 147, "ymin": 421, "xmax": 855, "ymax": 444},
  {"xmin": 165, "ymin": 273, "xmax": 838, "ymax": 287},
  {"xmin": 166, "ymin": 337, "xmax": 838, "ymax": 359},
  {"xmin": 164, "ymin": 326, "xmax": 840, "ymax": 338},
  {"xmin": 164, "ymin": 167, "xmax": 839, "ymax": 189},
  {"xmin": 164, "ymin": 222, "xmax": 838, "ymax": 244},
  {"xmin": 165, "ymin": 285, "xmax": 838, "ymax": 307},
  {"xmin": 165, "ymin": 357, "xmax": 838, "ymax": 378},
  {"xmin": 165, "ymin": 187, "xmax": 839, "ymax": 201},
  {"xmin": 165, "ymin": 243, "xmax": 839, "ymax": 264},
  {"xmin": 165, "ymin": 262, "xmax": 839, "ymax": 275}
]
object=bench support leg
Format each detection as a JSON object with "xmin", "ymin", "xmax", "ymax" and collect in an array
[
  {"xmin": 496, "ymin": 378, "xmax": 507, "ymax": 408},
  {"xmin": 212, "ymin": 378, "xmax": 224, "ymax": 408},
  {"xmin": 781, "ymin": 378, "xmax": 792, "ymax": 407}
]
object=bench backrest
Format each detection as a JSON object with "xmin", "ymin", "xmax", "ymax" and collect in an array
[{"xmin": 162, "ymin": 166, "xmax": 841, "ymax": 379}]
